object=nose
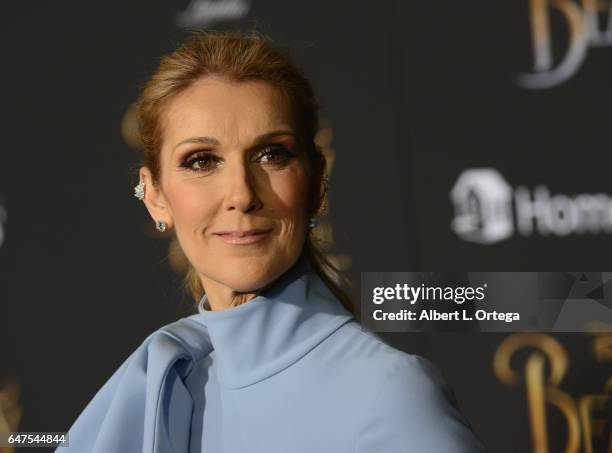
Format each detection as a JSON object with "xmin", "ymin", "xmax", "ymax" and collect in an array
[{"xmin": 224, "ymin": 159, "xmax": 263, "ymax": 213}]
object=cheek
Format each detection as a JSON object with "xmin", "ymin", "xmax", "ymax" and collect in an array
[
  {"xmin": 271, "ymin": 168, "xmax": 310, "ymax": 222},
  {"xmin": 166, "ymin": 179, "xmax": 216, "ymax": 231}
]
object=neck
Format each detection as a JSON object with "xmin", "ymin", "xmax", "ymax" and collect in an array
[
  {"xmin": 199, "ymin": 282, "xmax": 256, "ymax": 312},
  {"xmin": 199, "ymin": 273, "xmax": 293, "ymax": 312}
]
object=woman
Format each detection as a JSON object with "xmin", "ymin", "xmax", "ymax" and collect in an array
[{"xmin": 60, "ymin": 31, "xmax": 486, "ymax": 452}]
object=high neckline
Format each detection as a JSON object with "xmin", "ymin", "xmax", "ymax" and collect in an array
[{"xmin": 196, "ymin": 254, "xmax": 355, "ymax": 389}]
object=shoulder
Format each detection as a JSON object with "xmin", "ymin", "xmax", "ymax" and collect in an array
[
  {"xmin": 325, "ymin": 321, "xmax": 427, "ymax": 380},
  {"xmin": 328, "ymin": 323, "xmax": 486, "ymax": 452},
  {"xmin": 319, "ymin": 321, "xmax": 450, "ymax": 402}
]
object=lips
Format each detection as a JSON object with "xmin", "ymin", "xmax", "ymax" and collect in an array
[
  {"xmin": 213, "ymin": 228, "xmax": 272, "ymax": 237},
  {"xmin": 213, "ymin": 228, "xmax": 273, "ymax": 245}
]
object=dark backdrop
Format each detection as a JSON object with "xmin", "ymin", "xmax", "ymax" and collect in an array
[{"xmin": 0, "ymin": 1, "xmax": 610, "ymax": 452}]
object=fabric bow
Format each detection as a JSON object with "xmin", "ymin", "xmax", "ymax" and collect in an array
[{"xmin": 59, "ymin": 315, "xmax": 212, "ymax": 453}]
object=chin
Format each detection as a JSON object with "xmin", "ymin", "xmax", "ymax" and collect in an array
[
  {"xmin": 196, "ymin": 244, "xmax": 301, "ymax": 294},
  {"xmin": 227, "ymin": 259, "xmax": 291, "ymax": 293},
  {"xmin": 224, "ymin": 274, "xmax": 276, "ymax": 294}
]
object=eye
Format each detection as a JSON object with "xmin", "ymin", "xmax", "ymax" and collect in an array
[
  {"xmin": 181, "ymin": 151, "xmax": 221, "ymax": 172},
  {"xmin": 256, "ymin": 144, "xmax": 296, "ymax": 166}
]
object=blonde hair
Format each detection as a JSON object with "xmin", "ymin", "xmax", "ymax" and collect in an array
[{"xmin": 135, "ymin": 30, "xmax": 354, "ymax": 314}]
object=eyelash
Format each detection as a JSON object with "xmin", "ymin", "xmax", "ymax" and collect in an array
[{"xmin": 180, "ymin": 145, "xmax": 296, "ymax": 173}]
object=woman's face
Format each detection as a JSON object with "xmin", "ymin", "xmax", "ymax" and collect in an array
[{"xmin": 141, "ymin": 75, "xmax": 311, "ymax": 306}]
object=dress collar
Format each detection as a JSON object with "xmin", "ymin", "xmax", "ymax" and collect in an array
[{"xmin": 197, "ymin": 254, "xmax": 354, "ymax": 389}]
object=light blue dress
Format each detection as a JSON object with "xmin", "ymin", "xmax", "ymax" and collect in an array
[{"xmin": 60, "ymin": 254, "xmax": 486, "ymax": 452}]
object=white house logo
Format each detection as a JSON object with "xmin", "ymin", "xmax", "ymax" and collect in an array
[
  {"xmin": 451, "ymin": 169, "xmax": 514, "ymax": 244},
  {"xmin": 451, "ymin": 168, "xmax": 612, "ymax": 244},
  {"xmin": 0, "ymin": 203, "xmax": 6, "ymax": 249},
  {"xmin": 518, "ymin": 0, "xmax": 612, "ymax": 89},
  {"xmin": 175, "ymin": 0, "xmax": 250, "ymax": 28}
]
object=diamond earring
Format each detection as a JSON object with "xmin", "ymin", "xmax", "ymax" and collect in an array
[
  {"xmin": 308, "ymin": 217, "xmax": 319, "ymax": 229},
  {"xmin": 134, "ymin": 181, "xmax": 145, "ymax": 200},
  {"xmin": 155, "ymin": 220, "xmax": 167, "ymax": 232}
]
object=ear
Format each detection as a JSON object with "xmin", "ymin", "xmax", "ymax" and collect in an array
[{"xmin": 139, "ymin": 166, "xmax": 173, "ymax": 230}]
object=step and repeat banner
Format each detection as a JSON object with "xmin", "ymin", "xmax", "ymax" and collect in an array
[{"xmin": 0, "ymin": 1, "xmax": 611, "ymax": 452}]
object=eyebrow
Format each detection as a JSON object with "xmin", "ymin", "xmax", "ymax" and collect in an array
[{"xmin": 172, "ymin": 130, "xmax": 296, "ymax": 153}]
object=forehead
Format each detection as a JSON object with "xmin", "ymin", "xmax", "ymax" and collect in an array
[{"xmin": 161, "ymin": 75, "xmax": 293, "ymax": 149}]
